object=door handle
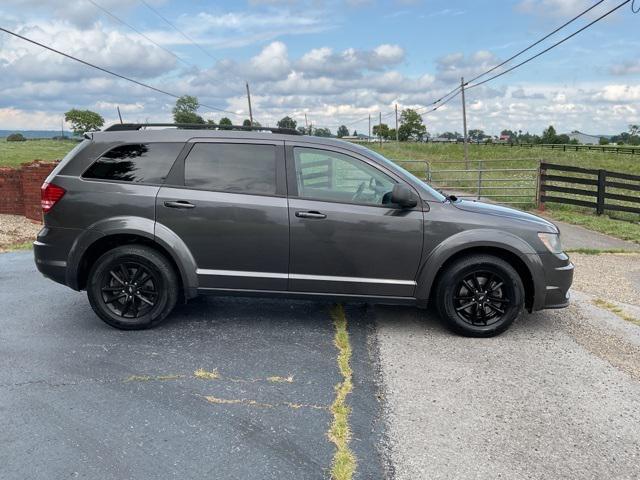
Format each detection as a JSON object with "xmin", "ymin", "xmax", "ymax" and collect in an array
[
  {"xmin": 164, "ymin": 200, "xmax": 196, "ymax": 209},
  {"xmin": 295, "ymin": 210, "xmax": 326, "ymax": 219}
]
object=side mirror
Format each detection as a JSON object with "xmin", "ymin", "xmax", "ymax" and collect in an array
[{"xmin": 391, "ymin": 184, "xmax": 418, "ymax": 208}]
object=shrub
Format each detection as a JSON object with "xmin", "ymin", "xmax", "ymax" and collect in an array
[{"xmin": 6, "ymin": 133, "xmax": 26, "ymax": 142}]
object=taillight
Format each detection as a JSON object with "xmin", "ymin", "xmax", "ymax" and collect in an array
[{"xmin": 41, "ymin": 182, "xmax": 66, "ymax": 213}]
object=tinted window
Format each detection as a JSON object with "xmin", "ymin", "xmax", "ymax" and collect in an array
[
  {"xmin": 185, "ymin": 143, "xmax": 277, "ymax": 195},
  {"xmin": 294, "ymin": 147, "xmax": 395, "ymax": 205},
  {"xmin": 84, "ymin": 143, "xmax": 182, "ymax": 183}
]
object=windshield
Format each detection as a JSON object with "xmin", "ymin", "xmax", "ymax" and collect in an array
[{"xmin": 355, "ymin": 146, "xmax": 446, "ymax": 202}]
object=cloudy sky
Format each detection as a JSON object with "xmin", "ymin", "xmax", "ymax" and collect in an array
[{"xmin": 0, "ymin": 0, "xmax": 638, "ymax": 135}]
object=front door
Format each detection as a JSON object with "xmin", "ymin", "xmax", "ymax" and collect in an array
[
  {"xmin": 156, "ymin": 139, "xmax": 289, "ymax": 291},
  {"xmin": 287, "ymin": 144, "xmax": 424, "ymax": 297}
]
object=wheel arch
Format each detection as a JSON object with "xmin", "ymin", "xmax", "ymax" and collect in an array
[
  {"xmin": 66, "ymin": 217, "xmax": 198, "ymax": 299},
  {"xmin": 415, "ymin": 229, "xmax": 544, "ymax": 312}
]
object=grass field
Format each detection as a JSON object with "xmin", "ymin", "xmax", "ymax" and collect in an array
[
  {"xmin": 0, "ymin": 138, "xmax": 78, "ymax": 168},
  {"xmin": 369, "ymin": 142, "xmax": 640, "ymax": 174},
  {"xmin": 370, "ymin": 142, "xmax": 640, "ymax": 242}
]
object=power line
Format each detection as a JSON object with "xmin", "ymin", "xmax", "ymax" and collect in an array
[
  {"xmin": 0, "ymin": 25, "xmax": 242, "ymax": 117},
  {"xmin": 466, "ymin": 0, "xmax": 608, "ymax": 85},
  {"xmin": 467, "ymin": 0, "xmax": 632, "ymax": 89},
  {"xmin": 138, "ymin": 0, "xmax": 220, "ymax": 63},
  {"xmin": 136, "ymin": 0, "xmax": 250, "ymax": 118},
  {"xmin": 86, "ymin": 0, "xmax": 191, "ymax": 68}
]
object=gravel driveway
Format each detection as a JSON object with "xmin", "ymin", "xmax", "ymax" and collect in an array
[
  {"xmin": 0, "ymin": 213, "xmax": 40, "ymax": 250},
  {"xmin": 377, "ymin": 288, "xmax": 640, "ymax": 479}
]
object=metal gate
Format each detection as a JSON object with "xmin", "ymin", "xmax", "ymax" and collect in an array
[{"xmin": 396, "ymin": 158, "xmax": 541, "ymax": 207}]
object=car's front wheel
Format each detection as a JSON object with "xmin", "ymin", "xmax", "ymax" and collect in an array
[
  {"xmin": 87, "ymin": 245, "xmax": 178, "ymax": 330},
  {"xmin": 435, "ymin": 254, "xmax": 524, "ymax": 337}
]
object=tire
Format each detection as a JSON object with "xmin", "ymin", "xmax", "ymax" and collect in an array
[
  {"xmin": 87, "ymin": 245, "xmax": 178, "ymax": 330},
  {"xmin": 435, "ymin": 254, "xmax": 524, "ymax": 337}
]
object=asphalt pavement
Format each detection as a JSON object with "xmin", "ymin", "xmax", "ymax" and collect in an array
[
  {"xmin": 3, "ymin": 249, "xmax": 640, "ymax": 480},
  {"xmin": 0, "ymin": 251, "xmax": 386, "ymax": 480}
]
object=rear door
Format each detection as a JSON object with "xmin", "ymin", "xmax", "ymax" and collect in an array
[
  {"xmin": 156, "ymin": 138, "xmax": 289, "ymax": 291},
  {"xmin": 286, "ymin": 143, "xmax": 424, "ymax": 297}
]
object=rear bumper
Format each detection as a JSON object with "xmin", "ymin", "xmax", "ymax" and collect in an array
[
  {"xmin": 33, "ymin": 226, "xmax": 82, "ymax": 288},
  {"xmin": 539, "ymin": 253, "xmax": 574, "ymax": 310}
]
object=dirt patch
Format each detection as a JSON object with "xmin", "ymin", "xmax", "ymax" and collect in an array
[
  {"xmin": 0, "ymin": 214, "xmax": 41, "ymax": 251},
  {"xmin": 570, "ymin": 252, "xmax": 640, "ymax": 306}
]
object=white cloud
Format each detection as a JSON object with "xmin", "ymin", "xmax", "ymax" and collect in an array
[
  {"xmin": 0, "ymin": 107, "xmax": 64, "ymax": 130},
  {"xmin": 594, "ymin": 84, "xmax": 640, "ymax": 102},
  {"xmin": 517, "ymin": 0, "xmax": 598, "ymax": 17},
  {"xmin": 247, "ymin": 41, "xmax": 291, "ymax": 80},
  {"xmin": 296, "ymin": 44, "xmax": 404, "ymax": 78},
  {"xmin": 0, "ymin": 21, "xmax": 177, "ymax": 83}
]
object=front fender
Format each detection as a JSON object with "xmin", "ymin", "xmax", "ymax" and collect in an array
[
  {"xmin": 415, "ymin": 228, "xmax": 545, "ymax": 306},
  {"xmin": 66, "ymin": 216, "xmax": 198, "ymax": 298}
]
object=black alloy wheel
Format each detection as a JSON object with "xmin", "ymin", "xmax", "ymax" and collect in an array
[
  {"xmin": 435, "ymin": 254, "xmax": 525, "ymax": 337},
  {"xmin": 87, "ymin": 245, "xmax": 178, "ymax": 330},
  {"xmin": 453, "ymin": 270, "xmax": 510, "ymax": 327},
  {"xmin": 101, "ymin": 261, "xmax": 159, "ymax": 319}
]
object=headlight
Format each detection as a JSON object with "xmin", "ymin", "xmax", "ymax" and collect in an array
[{"xmin": 538, "ymin": 232, "xmax": 563, "ymax": 254}]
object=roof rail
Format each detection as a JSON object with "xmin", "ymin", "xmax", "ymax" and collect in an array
[{"xmin": 103, "ymin": 123, "xmax": 300, "ymax": 135}]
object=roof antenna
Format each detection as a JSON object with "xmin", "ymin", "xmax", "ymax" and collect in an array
[{"xmin": 116, "ymin": 106, "xmax": 123, "ymax": 124}]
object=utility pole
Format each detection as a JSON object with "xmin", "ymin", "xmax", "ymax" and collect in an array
[
  {"xmin": 116, "ymin": 106, "xmax": 123, "ymax": 125},
  {"xmin": 368, "ymin": 114, "xmax": 371, "ymax": 143},
  {"xmin": 245, "ymin": 81, "xmax": 253, "ymax": 126},
  {"xmin": 461, "ymin": 77, "xmax": 469, "ymax": 169},
  {"xmin": 379, "ymin": 112, "xmax": 383, "ymax": 147},
  {"xmin": 304, "ymin": 113, "xmax": 308, "ymax": 134},
  {"xmin": 395, "ymin": 103, "xmax": 399, "ymax": 144},
  {"xmin": 60, "ymin": 118, "xmax": 64, "ymax": 138}
]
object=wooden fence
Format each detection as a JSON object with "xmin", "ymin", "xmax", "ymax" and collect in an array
[
  {"xmin": 539, "ymin": 162, "xmax": 640, "ymax": 215},
  {"xmin": 479, "ymin": 142, "xmax": 640, "ymax": 156}
]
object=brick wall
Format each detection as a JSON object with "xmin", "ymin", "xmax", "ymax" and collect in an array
[{"xmin": 0, "ymin": 161, "xmax": 58, "ymax": 222}]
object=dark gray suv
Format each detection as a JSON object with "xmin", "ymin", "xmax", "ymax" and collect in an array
[{"xmin": 34, "ymin": 124, "xmax": 573, "ymax": 336}]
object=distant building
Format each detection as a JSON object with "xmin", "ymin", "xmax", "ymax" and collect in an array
[
  {"xmin": 567, "ymin": 130, "xmax": 607, "ymax": 145},
  {"xmin": 498, "ymin": 134, "xmax": 512, "ymax": 142}
]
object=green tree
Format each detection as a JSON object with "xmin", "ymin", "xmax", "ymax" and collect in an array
[
  {"xmin": 599, "ymin": 137, "xmax": 610, "ymax": 145},
  {"xmin": 206, "ymin": 119, "xmax": 216, "ymax": 126},
  {"xmin": 6, "ymin": 133, "xmax": 26, "ymax": 142},
  {"xmin": 64, "ymin": 109, "xmax": 105, "ymax": 135},
  {"xmin": 468, "ymin": 129, "xmax": 485, "ymax": 142},
  {"xmin": 398, "ymin": 109, "xmax": 426, "ymax": 141},
  {"xmin": 629, "ymin": 124, "xmax": 639, "ymax": 136},
  {"xmin": 372, "ymin": 123, "xmax": 390, "ymax": 139},
  {"xmin": 337, "ymin": 125, "xmax": 349, "ymax": 138},
  {"xmin": 313, "ymin": 127, "xmax": 332, "ymax": 137},
  {"xmin": 172, "ymin": 95, "xmax": 204, "ymax": 124},
  {"xmin": 242, "ymin": 119, "xmax": 252, "ymax": 127},
  {"xmin": 277, "ymin": 116, "xmax": 297, "ymax": 130},
  {"xmin": 541, "ymin": 125, "xmax": 558, "ymax": 144},
  {"xmin": 219, "ymin": 117, "xmax": 233, "ymax": 127},
  {"xmin": 500, "ymin": 129, "xmax": 516, "ymax": 142}
]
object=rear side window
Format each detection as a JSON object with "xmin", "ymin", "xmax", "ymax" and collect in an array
[
  {"xmin": 184, "ymin": 143, "xmax": 277, "ymax": 195},
  {"xmin": 83, "ymin": 143, "xmax": 182, "ymax": 183}
]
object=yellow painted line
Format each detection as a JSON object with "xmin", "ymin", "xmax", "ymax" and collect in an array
[
  {"xmin": 593, "ymin": 299, "xmax": 640, "ymax": 326},
  {"xmin": 203, "ymin": 395, "xmax": 326, "ymax": 411},
  {"xmin": 328, "ymin": 304, "xmax": 356, "ymax": 480}
]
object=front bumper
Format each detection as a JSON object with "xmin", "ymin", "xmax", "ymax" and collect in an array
[{"xmin": 539, "ymin": 252, "xmax": 574, "ymax": 309}]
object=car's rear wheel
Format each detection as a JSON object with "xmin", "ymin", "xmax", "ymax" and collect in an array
[
  {"xmin": 87, "ymin": 245, "xmax": 178, "ymax": 330},
  {"xmin": 435, "ymin": 254, "xmax": 524, "ymax": 337}
]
